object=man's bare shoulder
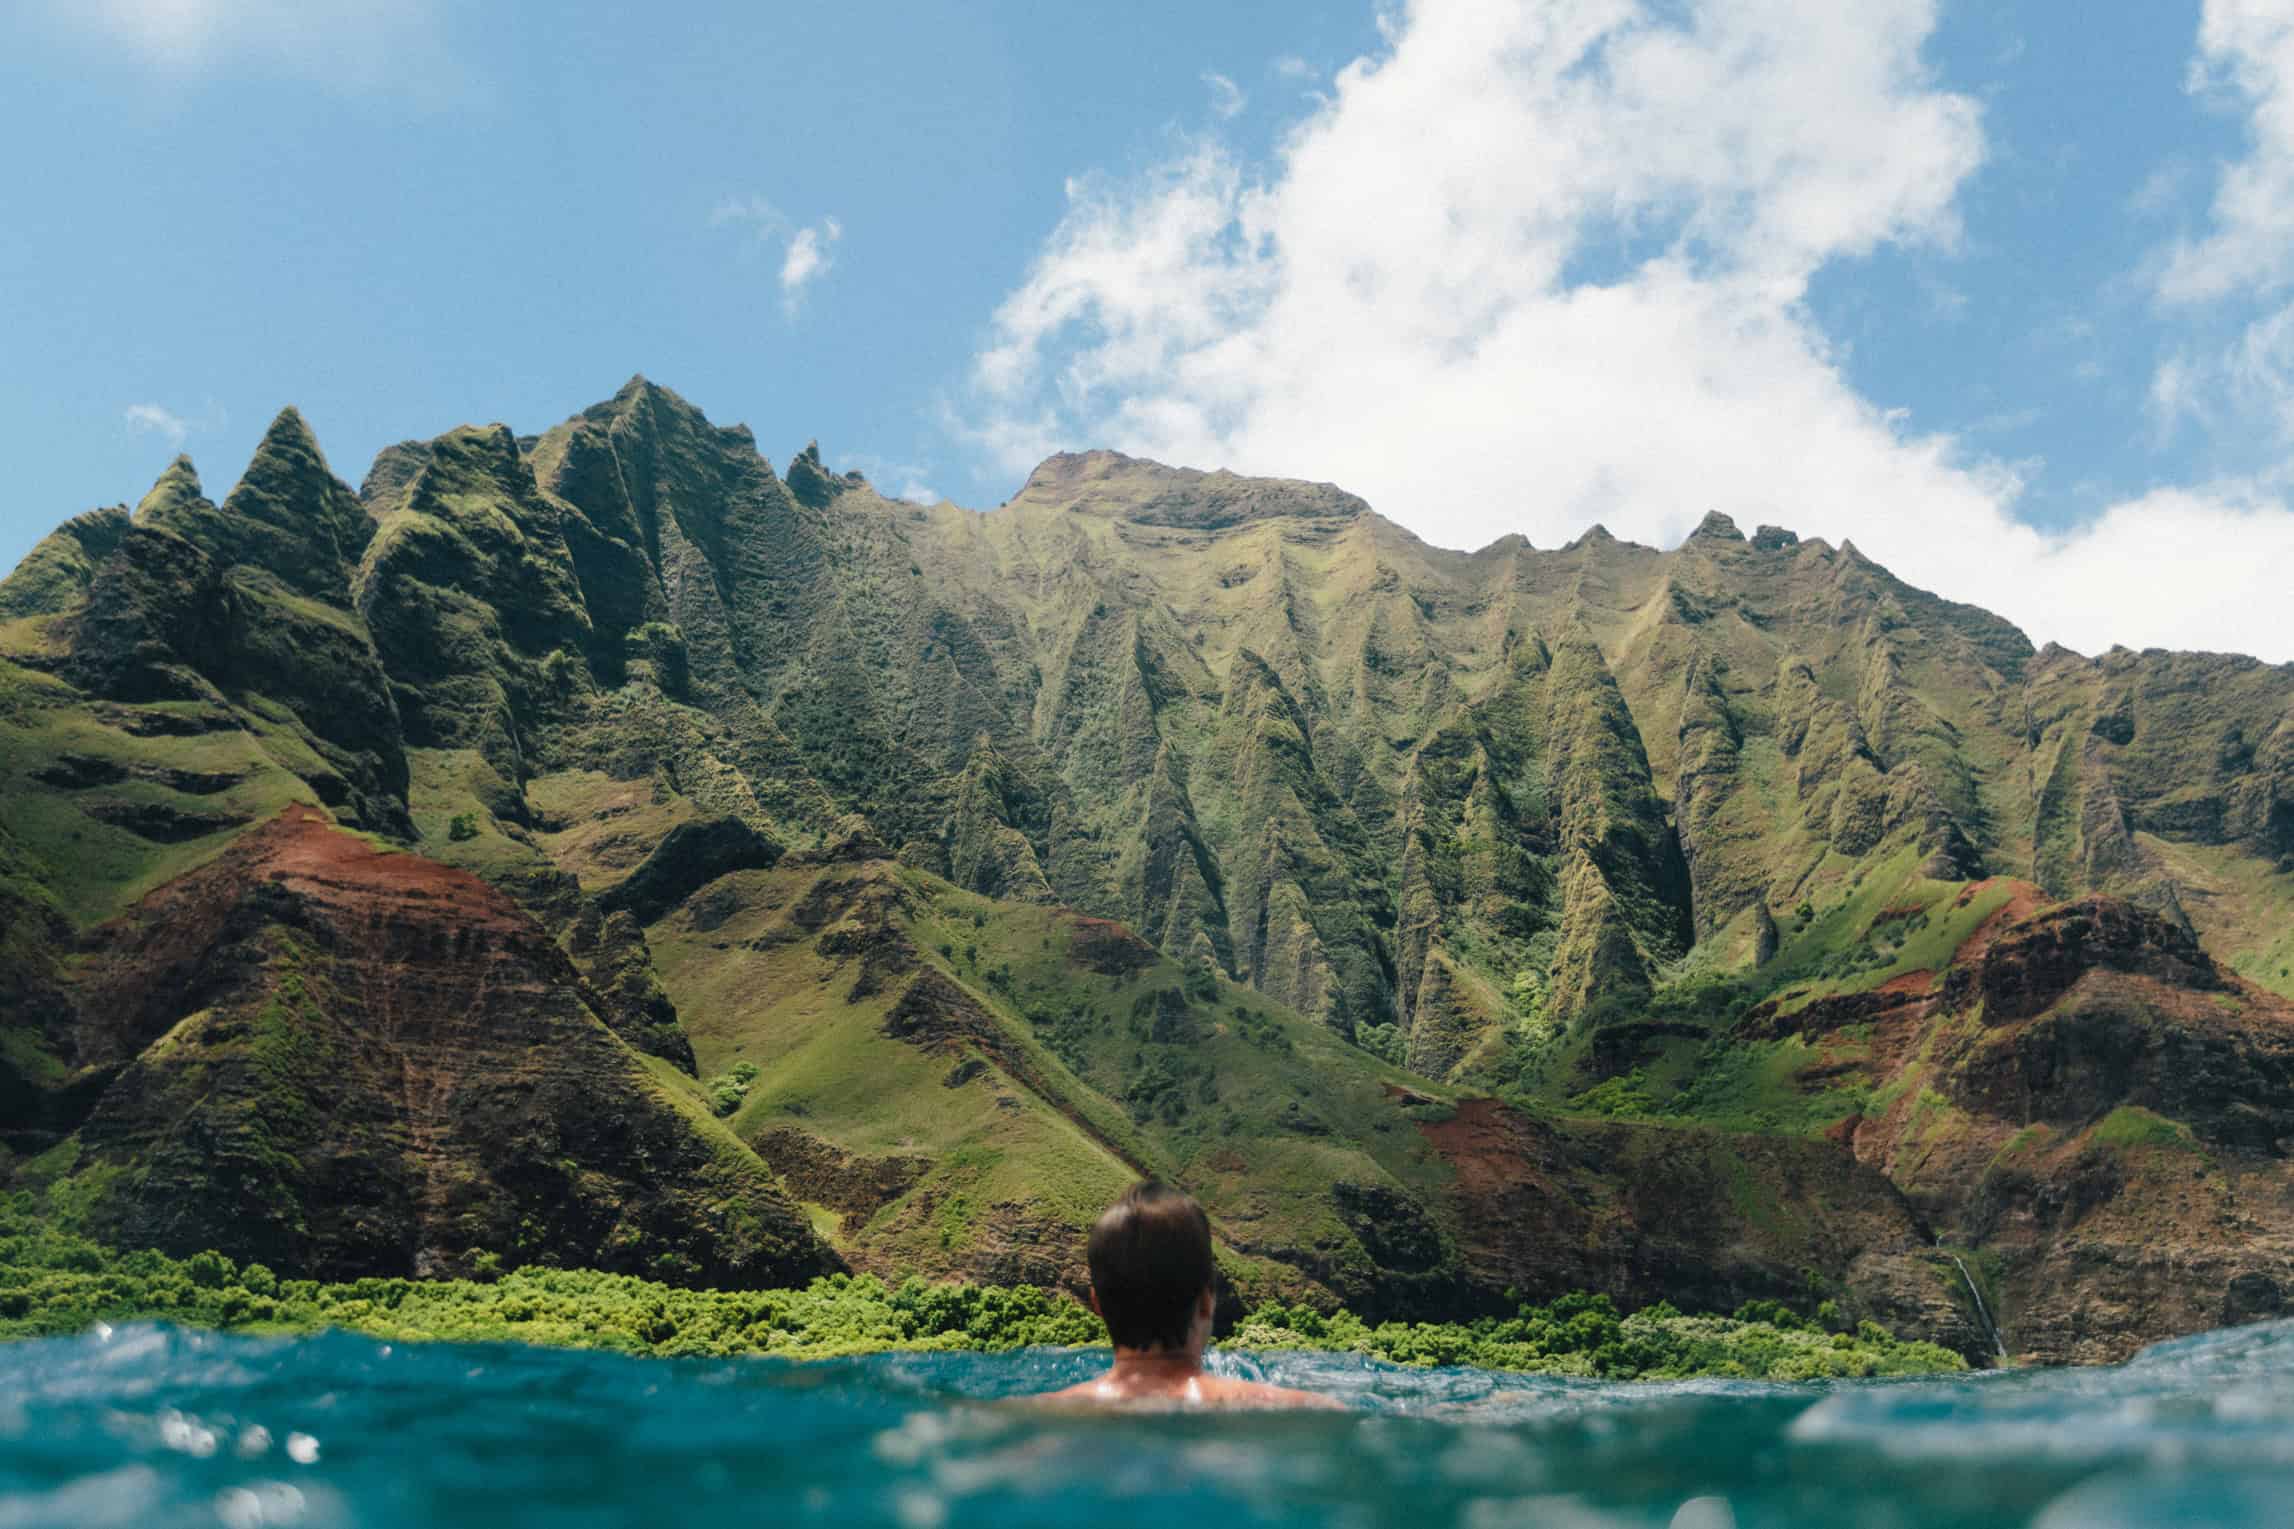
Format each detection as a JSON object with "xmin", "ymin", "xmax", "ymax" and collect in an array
[
  {"xmin": 1023, "ymin": 1379, "xmax": 1120, "ymax": 1409},
  {"xmin": 1196, "ymin": 1375, "xmax": 1346, "ymax": 1411},
  {"xmin": 1023, "ymin": 1375, "xmax": 1343, "ymax": 1412}
]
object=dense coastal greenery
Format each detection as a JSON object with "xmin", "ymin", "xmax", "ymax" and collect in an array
[{"xmin": 0, "ymin": 1201, "xmax": 1961, "ymax": 1379}]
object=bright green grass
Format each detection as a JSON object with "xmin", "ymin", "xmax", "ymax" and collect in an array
[
  {"xmin": 644, "ymin": 857, "xmax": 1456, "ymax": 1298},
  {"xmin": 2089, "ymin": 1106, "xmax": 2197, "ymax": 1152},
  {"xmin": 1764, "ymin": 851, "xmax": 2021, "ymax": 1016},
  {"xmin": 0, "ymin": 664, "xmax": 317, "ymax": 922}
]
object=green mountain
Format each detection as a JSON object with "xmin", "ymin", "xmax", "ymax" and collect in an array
[{"xmin": 5, "ymin": 377, "xmax": 2292, "ymax": 1362}]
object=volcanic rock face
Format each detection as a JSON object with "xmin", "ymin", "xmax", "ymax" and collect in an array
[
  {"xmin": 41, "ymin": 806, "xmax": 833, "ymax": 1287},
  {"xmin": 4, "ymin": 377, "xmax": 2294, "ymax": 1355}
]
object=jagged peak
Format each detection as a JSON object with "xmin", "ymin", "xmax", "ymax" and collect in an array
[
  {"xmin": 229, "ymin": 407, "xmax": 337, "ymax": 505},
  {"xmin": 258, "ymin": 404, "xmax": 321, "ymax": 453},
  {"xmin": 136, "ymin": 455, "xmax": 206, "ymax": 518},
  {"xmin": 1684, "ymin": 510, "xmax": 1745, "ymax": 545},
  {"xmin": 1560, "ymin": 523, "xmax": 1657, "ymax": 555},
  {"xmin": 785, "ymin": 439, "xmax": 866, "ymax": 508},
  {"xmin": 588, "ymin": 375, "xmax": 713, "ymax": 436},
  {"xmin": 1751, "ymin": 523, "xmax": 1799, "ymax": 552},
  {"xmin": 402, "ymin": 423, "xmax": 540, "ymax": 508},
  {"xmin": 610, "ymin": 374, "xmax": 696, "ymax": 415}
]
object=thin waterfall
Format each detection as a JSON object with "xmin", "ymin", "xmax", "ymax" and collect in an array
[{"xmin": 1941, "ymin": 1241, "xmax": 2009, "ymax": 1361}]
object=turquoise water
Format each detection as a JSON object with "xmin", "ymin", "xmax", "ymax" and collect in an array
[{"xmin": 4, "ymin": 1321, "xmax": 2293, "ymax": 1528}]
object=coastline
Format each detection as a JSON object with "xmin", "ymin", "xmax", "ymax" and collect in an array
[{"xmin": 1, "ymin": 1213, "xmax": 1965, "ymax": 1380}]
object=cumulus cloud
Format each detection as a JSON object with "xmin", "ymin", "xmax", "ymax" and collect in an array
[
  {"xmin": 2146, "ymin": 2, "xmax": 2294, "ymax": 459},
  {"xmin": 55, "ymin": 0, "xmax": 455, "ymax": 92},
  {"xmin": 1203, "ymin": 71, "xmax": 1247, "ymax": 119},
  {"xmin": 2158, "ymin": 0, "xmax": 2294, "ymax": 304},
  {"xmin": 963, "ymin": 0, "xmax": 2294, "ymax": 662},
  {"xmin": 780, "ymin": 218, "xmax": 842, "ymax": 311},
  {"xmin": 123, "ymin": 403, "xmax": 190, "ymax": 448}
]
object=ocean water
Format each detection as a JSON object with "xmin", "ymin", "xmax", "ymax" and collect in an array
[{"xmin": 3, "ymin": 1321, "xmax": 2293, "ymax": 1529}]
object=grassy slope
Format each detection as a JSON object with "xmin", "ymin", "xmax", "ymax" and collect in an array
[
  {"xmin": 0, "ymin": 644, "xmax": 319, "ymax": 924},
  {"xmin": 645, "ymin": 850, "xmax": 1455, "ymax": 1306},
  {"xmin": 1546, "ymin": 847, "xmax": 2025, "ymax": 1132}
]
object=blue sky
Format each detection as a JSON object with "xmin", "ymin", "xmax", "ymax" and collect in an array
[{"xmin": 7, "ymin": 1, "xmax": 2294, "ymax": 658}]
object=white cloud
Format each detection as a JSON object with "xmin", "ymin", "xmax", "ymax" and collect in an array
[
  {"xmin": 1272, "ymin": 55, "xmax": 1317, "ymax": 82},
  {"xmin": 2127, "ymin": 160, "xmax": 2194, "ymax": 219},
  {"xmin": 2158, "ymin": 0, "xmax": 2294, "ymax": 304},
  {"xmin": 56, "ymin": 0, "xmax": 455, "ymax": 92},
  {"xmin": 123, "ymin": 403, "xmax": 190, "ymax": 449},
  {"xmin": 711, "ymin": 199, "xmax": 842, "ymax": 315},
  {"xmin": 963, "ymin": 0, "xmax": 2294, "ymax": 662},
  {"xmin": 2143, "ymin": 3, "xmax": 2294, "ymax": 461},
  {"xmin": 779, "ymin": 217, "xmax": 842, "ymax": 312},
  {"xmin": 846, "ymin": 452, "xmax": 942, "ymax": 506},
  {"xmin": 1203, "ymin": 71, "xmax": 1247, "ymax": 119}
]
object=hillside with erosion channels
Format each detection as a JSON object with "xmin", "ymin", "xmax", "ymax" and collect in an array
[{"xmin": 5, "ymin": 377, "xmax": 2294, "ymax": 1365}]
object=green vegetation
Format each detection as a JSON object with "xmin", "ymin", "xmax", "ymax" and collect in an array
[
  {"xmin": 7, "ymin": 375, "xmax": 2294, "ymax": 1368},
  {"xmin": 0, "ymin": 1206, "xmax": 1960, "ymax": 1379},
  {"xmin": 2090, "ymin": 1106, "xmax": 2196, "ymax": 1151},
  {"xmin": 706, "ymin": 1059, "xmax": 762, "ymax": 1117},
  {"xmin": 1233, "ymin": 1293, "xmax": 1964, "ymax": 1381}
]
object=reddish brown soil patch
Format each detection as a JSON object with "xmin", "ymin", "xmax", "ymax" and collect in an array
[
  {"xmin": 246, "ymin": 804, "xmax": 533, "ymax": 937},
  {"xmin": 1062, "ymin": 914, "xmax": 1158, "ymax": 976},
  {"xmin": 1951, "ymin": 879, "xmax": 2045, "ymax": 966},
  {"xmin": 1742, "ymin": 978, "xmax": 1937, "ymax": 1043},
  {"xmin": 1416, "ymin": 1097, "xmax": 1563, "ymax": 1201},
  {"xmin": 1877, "ymin": 969, "xmax": 1939, "ymax": 997}
]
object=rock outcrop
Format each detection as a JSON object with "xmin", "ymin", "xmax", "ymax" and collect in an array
[{"xmin": 35, "ymin": 806, "xmax": 834, "ymax": 1288}]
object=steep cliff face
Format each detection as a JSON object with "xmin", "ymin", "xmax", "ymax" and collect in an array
[
  {"xmin": 1739, "ymin": 884, "xmax": 2294, "ymax": 1362},
  {"xmin": 22, "ymin": 806, "xmax": 834, "ymax": 1287},
  {"xmin": 5, "ymin": 378, "xmax": 2293, "ymax": 1357},
  {"xmin": 61, "ymin": 428, "xmax": 409, "ymax": 834}
]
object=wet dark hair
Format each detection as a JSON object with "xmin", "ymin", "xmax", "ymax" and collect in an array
[{"xmin": 1086, "ymin": 1181, "xmax": 1214, "ymax": 1351}]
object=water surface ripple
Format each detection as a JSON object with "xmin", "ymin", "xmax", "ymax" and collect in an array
[{"xmin": 3, "ymin": 1318, "xmax": 2293, "ymax": 1527}]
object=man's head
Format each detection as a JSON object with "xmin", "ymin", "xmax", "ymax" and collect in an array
[{"xmin": 1086, "ymin": 1181, "xmax": 1215, "ymax": 1352}]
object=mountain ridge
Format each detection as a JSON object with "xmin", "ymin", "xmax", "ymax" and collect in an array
[{"xmin": 4, "ymin": 376, "xmax": 2291, "ymax": 1364}]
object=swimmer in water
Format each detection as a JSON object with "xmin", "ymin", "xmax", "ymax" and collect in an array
[{"xmin": 1035, "ymin": 1181, "xmax": 1341, "ymax": 1410}]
